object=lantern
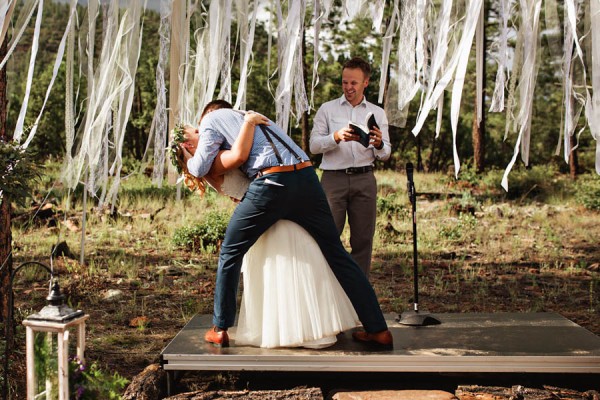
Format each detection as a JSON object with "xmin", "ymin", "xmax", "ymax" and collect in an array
[{"xmin": 22, "ymin": 279, "xmax": 88, "ymax": 400}]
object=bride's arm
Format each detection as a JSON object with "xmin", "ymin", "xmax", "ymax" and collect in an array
[{"xmin": 209, "ymin": 111, "xmax": 269, "ymax": 176}]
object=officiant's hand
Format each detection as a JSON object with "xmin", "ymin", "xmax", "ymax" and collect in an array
[
  {"xmin": 334, "ymin": 127, "xmax": 358, "ymax": 143},
  {"xmin": 369, "ymin": 126, "xmax": 384, "ymax": 150}
]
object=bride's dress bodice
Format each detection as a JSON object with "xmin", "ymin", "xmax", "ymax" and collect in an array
[{"xmin": 220, "ymin": 169, "xmax": 251, "ymax": 200}]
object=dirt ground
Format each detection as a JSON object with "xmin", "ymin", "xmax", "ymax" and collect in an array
[{"xmin": 5, "ymin": 197, "xmax": 600, "ymax": 398}]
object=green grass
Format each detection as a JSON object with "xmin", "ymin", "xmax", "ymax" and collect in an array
[{"xmin": 5, "ymin": 160, "xmax": 600, "ymax": 396}]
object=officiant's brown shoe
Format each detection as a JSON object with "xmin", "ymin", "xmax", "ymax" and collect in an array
[
  {"xmin": 205, "ymin": 326, "xmax": 229, "ymax": 347},
  {"xmin": 352, "ymin": 329, "xmax": 393, "ymax": 347}
]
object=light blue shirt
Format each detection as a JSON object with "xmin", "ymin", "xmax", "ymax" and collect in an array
[{"xmin": 187, "ymin": 108, "xmax": 308, "ymax": 179}]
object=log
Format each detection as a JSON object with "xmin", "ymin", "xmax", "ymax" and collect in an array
[{"xmin": 165, "ymin": 387, "xmax": 323, "ymax": 400}]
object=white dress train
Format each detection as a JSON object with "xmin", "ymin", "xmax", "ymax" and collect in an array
[{"xmin": 219, "ymin": 169, "xmax": 360, "ymax": 348}]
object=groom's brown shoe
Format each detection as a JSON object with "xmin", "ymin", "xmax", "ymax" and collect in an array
[
  {"xmin": 352, "ymin": 329, "xmax": 393, "ymax": 347},
  {"xmin": 205, "ymin": 326, "xmax": 229, "ymax": 347}
]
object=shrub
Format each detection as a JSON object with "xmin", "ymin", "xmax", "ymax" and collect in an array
[
  {"xmin": 448, "ymin": 192, "xmax": 481, "ymax": 215},
  {"xmin": 70, "ymin": 357, "xmax": 129, "ymax": 400},
  {"xmin": 172, "ymin": 210, "xmax": 230, "ymax": 253},
  {"xmin": 33, "ymin": 335, "xmax": 127, "ymax": 399},
  {"xmin": 485, "ymin": 164, "xmax": 566, "ymax": 201},
  {"xmin": 0, "ymin": 139, "xmax": 40, "ymax": 207},
  {"xmin": 377, "ymin": 193, "xmax": 406, "ymax": 217},
  {"xmin": 575, "ymin": 175, "xmax": 600, "ymax": 211}
]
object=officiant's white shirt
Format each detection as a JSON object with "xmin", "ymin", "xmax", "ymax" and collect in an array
[{"xmin": 310, "ymin": 95, "xmax": 391, "ymax": 170}]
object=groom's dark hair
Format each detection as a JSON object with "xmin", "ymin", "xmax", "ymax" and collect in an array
[{"xmin": 200, "ymin": 99, "xmax": 233, "ymax": 121}]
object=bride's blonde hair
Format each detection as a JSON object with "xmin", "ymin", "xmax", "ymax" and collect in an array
[
  {"xmin": 171, "ymin": 100, "xmax": 233, "ymax": 197},
  {"xmin": 172, "ymin": 146, "xmax": 208, "ymax": 197}
]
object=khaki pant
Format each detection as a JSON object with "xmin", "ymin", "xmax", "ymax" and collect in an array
[{"xmin": 321, "ymin": 170, "xmax": 377, "ymax": 276}]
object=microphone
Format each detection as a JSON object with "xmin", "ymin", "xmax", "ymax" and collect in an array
[{"xmin": 406, "ymin": 162, "xmax": 414, "ymax": 183}]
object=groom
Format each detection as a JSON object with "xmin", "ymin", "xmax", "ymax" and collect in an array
[{"xmin": 183, "ymin": 107, "xmax": 393, "ymax": 348}]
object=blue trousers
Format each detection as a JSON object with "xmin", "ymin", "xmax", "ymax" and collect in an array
[{"xmin": 212, "ymin": 167, "xmax": 388, "ymax": 334}]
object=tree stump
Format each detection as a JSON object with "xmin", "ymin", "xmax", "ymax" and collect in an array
[{"xmin": 122, "ymin": 363, "xmax": 168, "ymax": 400}]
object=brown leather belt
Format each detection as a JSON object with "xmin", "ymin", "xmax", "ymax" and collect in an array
[{"xmin": 258, "ymin": 160, "xmax": 312, "ymax": 177}]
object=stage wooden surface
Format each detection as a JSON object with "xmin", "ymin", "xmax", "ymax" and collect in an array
[{"xmin": 160, "ymin": 312, "xmax": 600, "ymax": 374}]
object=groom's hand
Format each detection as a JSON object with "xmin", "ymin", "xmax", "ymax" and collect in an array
[{"xmin": 182, "ymin": 125, "xmax": 200, "ymax": 156}]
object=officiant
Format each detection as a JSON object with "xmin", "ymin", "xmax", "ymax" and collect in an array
[{"xmin": 310, "ymin": 56, "xmax": 391, "ymax": 277}]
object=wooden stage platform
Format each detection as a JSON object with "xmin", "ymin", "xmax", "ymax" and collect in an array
[{"xmin": 160, "ymin": 312, "xmax": 600, "ymax": 376}]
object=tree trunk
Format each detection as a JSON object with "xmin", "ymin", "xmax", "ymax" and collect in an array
[
  {"xmin": 136, "ymin": 83, "xmax": 144, "ymax": 159},
  {"xmin": 472, "ymin": 3, "xmax": 486, "ymax": 174},
  {"xmin": 472, "ymin": 97, "xmax": 484, "ymax": 173},
  {"xmin": 300, "ymin": 29, "xmax": 309, "ymax": 152},
  {"xmin": 569, "ymin": 133, "xmax": 578, "ymax": 179},
  {"xmin": 416, "ymin": 134, "xmax": 423, "ymax": 172},
  {"xmin": 0, "ymin": 37, "xmax": 12, "ymax": 329}
]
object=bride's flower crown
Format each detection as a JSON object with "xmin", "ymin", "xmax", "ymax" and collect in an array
[{"xmin": 169, "ymin": 123, "xmax": 185, "ymax": 174}]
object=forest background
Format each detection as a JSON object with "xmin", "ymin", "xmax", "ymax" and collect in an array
[{"xmin": 3, "ymin": 0, "xmax": 598, "ymax": 175}]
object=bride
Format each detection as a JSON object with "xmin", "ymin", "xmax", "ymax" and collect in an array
[{"xmin": 173, "ymin": 101, "xmax": 359, "ymax": 348}]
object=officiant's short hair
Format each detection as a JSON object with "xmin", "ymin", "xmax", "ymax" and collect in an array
[{"xmin": 343, "ymin": 57, "xmax": 371, "ymax": 79}]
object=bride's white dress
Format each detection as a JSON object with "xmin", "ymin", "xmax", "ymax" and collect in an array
[{"xmin": 220, "ymin": 169, "xmax": 360, "ymax": 348}]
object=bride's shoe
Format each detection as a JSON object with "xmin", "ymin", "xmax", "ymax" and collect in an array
[{"xmin": 302, "ymin": 336, "xmax": 337, "ymax": 349}]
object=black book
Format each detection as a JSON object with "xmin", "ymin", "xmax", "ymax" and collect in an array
[{"xmin": 349, "ymin": 112, "xmax": 379, "ymax": 148}]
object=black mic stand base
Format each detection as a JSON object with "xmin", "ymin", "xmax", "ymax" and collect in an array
[{"xmin": 397, "ymin": 309, "xmax": 441, "ymax": 326}]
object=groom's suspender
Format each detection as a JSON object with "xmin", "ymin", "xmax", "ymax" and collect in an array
[{"xmin": 259, "ymin": 125, "xmax": 304, "ymax": 166}]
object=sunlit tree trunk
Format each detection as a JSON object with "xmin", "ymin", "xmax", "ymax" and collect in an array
[
  {"xmin": 472, "ymin": 97, "xmax": 485, "ymax": 173},
  {"xmin": 0, "ymin": 38, "xmax": 13, "ymax": 338},
  {"xmin": 569, "ymin": 134, "xmax": 578, "ymax": 179},
  {"xmin": 472, "ymin": 3, "xmax": 486, "ymax": 173}
]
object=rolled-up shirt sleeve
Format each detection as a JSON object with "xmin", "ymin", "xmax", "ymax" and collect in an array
[
  {"xmin": 186, "ymin": 128, "xmax": 224, "ymax": 178},
  {"xmin": 373, "ymin": 110, "xmax": 391, "ymax": 161},
  {"xmin": 310, "ymin": 105, "xmax": 338, "ymax": 154}
]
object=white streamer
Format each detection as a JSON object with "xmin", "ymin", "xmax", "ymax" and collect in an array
[
  {"xmin": 274, "ymin": 0, "xmax": 307, "ymax": 132},
  {"xmin": 586, "ymin": 0, "xmax": 600, "ymax": 173},
  {"xmin": 0, "ymin": 0, "xmax": 38, "ymax": 71},
  {"xmin": 13, "ymin": 0, "xmax": 44, "ymax": 144},
  {"xmin": 489, "ymin": 0, "xmax": 511, "ymax": 112},
  {"xmin": 378, "ymin": 0, "xmax": 399, "ymax": 105},
  {"xmin": 396, "ymin": 0, "xmax": 416, "ymax": 110},
  {"xmin": 20, "ymin": 0, "xmax": 78, "ymax": 149},
  {"xmin": 501, "ymin": 0, "xmax": 542, "ymax": 191},
  {"xmin": 0, "ymin": 0, "xmax": 15, "ymax": 46},
  {"xmin": 149, "ymin": 0, "xmax": 171, "ymax": 186},
  {"xmin": 234, "ymin": 0, "xmax": 258, "ymax": 110},
  {"xmin": 412, "ymin": 0, "xmax": 483, "ymax": 178}
]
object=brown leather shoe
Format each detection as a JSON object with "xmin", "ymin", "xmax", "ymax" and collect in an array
[
  {"xmin": 204, "ymin": 326, "xmax": 229, "ymax": 347},
  {"xmin": 352, "ymin": 329, "xmax": 393, "ymax": 347}
]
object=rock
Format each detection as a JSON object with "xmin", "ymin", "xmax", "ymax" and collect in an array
[
  {"xmin": 455, "ymin": 385, "xmax": 511, "ymax": 399},
  {"xmin": 103, "ymin": 289, "xmax": 124, "ymax": 301},
  {"xmin": 51, "ymin": 241, "xmax": 76, "ymax": 259},
  {"xmin": 157, "ymin": 265, "xmax": 184, "ymax": 276},
  {"xmin": 332, "ymin": 390, "xmax": 456, "ymax": 400},
  {"xmin": 122, "ymin": 364, "xmax": 168, "ymax": 400}
]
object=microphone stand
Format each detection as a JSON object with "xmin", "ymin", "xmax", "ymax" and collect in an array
[{"xmin": 397, "ymin": 163, "xmax": 441, "ymax": 326}]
